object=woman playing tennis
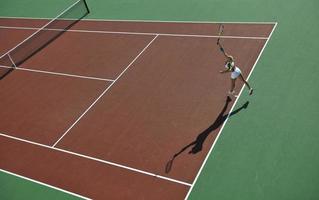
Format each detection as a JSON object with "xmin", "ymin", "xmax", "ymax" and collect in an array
[{"xmin": 218, "ymin": 41, "xmax": 253, "ymax": 97}]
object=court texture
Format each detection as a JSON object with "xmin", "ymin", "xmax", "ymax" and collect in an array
[{"xmin": 0, "ymin": 0, "xmax": 318, "ymax": 199}]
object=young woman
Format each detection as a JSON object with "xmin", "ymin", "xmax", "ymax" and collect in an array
[{"xmin": 218, "ymin": 43, "xmax": 253, "ymax": 97}]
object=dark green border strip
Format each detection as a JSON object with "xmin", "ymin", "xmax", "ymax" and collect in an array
[{"xmin": 0, "ymin": 169, "xmax": 85, "ymax": 200}]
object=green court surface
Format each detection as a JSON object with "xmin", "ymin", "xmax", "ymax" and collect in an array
[
  {"xmin": 1, "ymin": 0, "xmax": 319, "ymax": 199},
  {"xmin": 0, "ymin": 170, "xmax": 82, "ymax": 200}
]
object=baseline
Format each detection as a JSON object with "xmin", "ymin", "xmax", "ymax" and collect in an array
[
  {"xmin": 0, "ymin": 25, "xmax": 269, "ymax": 40},
  {"xmin": 0, "ymin": 16, "xmax": 277, "ymax": 24},
  {"xmin": 184, "ymin": 22, "xmax": 278, "ymax": 200}
]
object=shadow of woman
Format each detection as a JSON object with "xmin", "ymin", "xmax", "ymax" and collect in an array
[{"xmin": 165, "ymin": 96, "xmax": 249, "ymax": 173}]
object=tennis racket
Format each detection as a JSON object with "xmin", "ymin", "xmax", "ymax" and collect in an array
[{"xmin": 217, "ymin": 23, "xmax": 224, "ymax": 45}]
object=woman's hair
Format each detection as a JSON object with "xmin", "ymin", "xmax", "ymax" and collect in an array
[{"xmin": 225, "ymin": 60, "xmax": 235, "ymax": 70}]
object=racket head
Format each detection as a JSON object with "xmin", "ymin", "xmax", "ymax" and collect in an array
[
  {"xmin": 217, "ymin": 24, "xmax": 224, "ymax": 45},
  {"xmin": 218, "ymin": 23, "xmax": 224, "ymax": 36},
  {"xmin": 165, "ymin": 158, "xmax": 174, "ymax": 173}
]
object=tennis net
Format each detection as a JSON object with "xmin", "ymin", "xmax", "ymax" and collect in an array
[{"xmin": 0, "ymin": 0, "xmax": 89, "ymax": 79}]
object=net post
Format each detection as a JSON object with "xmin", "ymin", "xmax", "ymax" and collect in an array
[
  {"xmin": 7, "ymin": 54, "xmax": 17, "ymax": 69},
  {"xmin": 82, "ymin": 0, "xmax": 90, "ymax": 13}
]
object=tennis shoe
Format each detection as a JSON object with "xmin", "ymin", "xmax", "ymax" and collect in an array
[
  {"xmin": 228, "ymin": 90, "xmax": 238, "ymax": 98},
  {"xmin": 228, "ymin": 90, "xmax": 235, "ymax": 95},
  {"xmin": 249, "ymin": 88, "xmax": 254, "ymax": 95}
]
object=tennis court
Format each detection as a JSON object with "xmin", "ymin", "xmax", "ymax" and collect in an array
[{"xmin": 1, "ymin": 0, "xmax": 319, "ymax": 200}]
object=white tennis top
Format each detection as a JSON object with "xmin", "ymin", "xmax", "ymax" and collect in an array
[
  {"xmin": 225, "ymin": 61, "xmax": 242, "ymax": 79},
  {"xmin": 231, "ymin": 66, "xmax": 241, "ymax": 79}
]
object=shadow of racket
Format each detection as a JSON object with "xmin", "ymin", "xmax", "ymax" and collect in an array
[{"xmin": 165, "ymin": 156, "xmax": 176, "ymax": 174}]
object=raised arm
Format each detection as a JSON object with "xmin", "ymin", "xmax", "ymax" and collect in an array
[{"xmin": 217, "ymin": 41, "xmax": 234, "ymax": 62}]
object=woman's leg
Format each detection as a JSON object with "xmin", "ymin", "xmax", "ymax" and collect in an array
[
  {"xmin": 239, "ymin": 74, "xmax": 251, "ymax": 89},
  {"xmin": 239, "ymin": 74, "xmax": 253, "ymax": 95},
  {"xmin": 229, "ymin": 78, "xmax": 236, "ymax": 94}
]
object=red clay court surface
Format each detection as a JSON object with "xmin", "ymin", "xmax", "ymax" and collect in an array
[{"xmin": 0, "ymin": 18, "xmax": 275, "ymax": 199}]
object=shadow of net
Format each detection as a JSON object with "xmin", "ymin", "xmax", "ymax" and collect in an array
[{"xmin": 0, "ymin": 0, "xmax": 89, "ymax": 79}]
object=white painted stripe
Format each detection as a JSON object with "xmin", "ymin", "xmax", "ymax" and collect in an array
[
  {"xmin": 0, "ymin": 25, "xmax": 269, "ymax": 40},
  {"xmin": 52, "ymin": 35, "xmax": 159, "ymax": 147},
  {"xmin": 0, "ymin": 16, "xmax": 277, "ymax": 24},
  {"xmin": 54, "ymin": 146, "xmax": 192, "ymax": 187},
  {"xmin": 0, "ymin": 65, "xmax": 114, "ymax": 82},
  {"xmin": 184, "ymin": 22, "xmax": 278, "ymax": 200},
  {"xmin": 0, "ymin": 132, "xmax": 191, "ymax": 187},
  {"xmin": 0, "ymin": 168, "xmax": 91, "ymax": 200}
]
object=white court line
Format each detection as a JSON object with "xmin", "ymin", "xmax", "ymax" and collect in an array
[
  {"xmin": 52, "ymin": 35, "xmax": 159, "ymax": 147},
  {"xmin": 0, "ymin": 65, "xmax": 114, "ymax": 82},
  {"xmin": 0, "ymin": 1, "xmax": 81, "ymax": 60},
  {"xmin": 0, "ymin": 168, "xmax": 91, "ymax": 200},
  {"xmin": 0, "ymin": 132, "xmax": 191, "ymax": 187},
  {"xmin": 7, "ymin": 54, "xmax": 17, "ymax": 68},
  {"xmin": 0, "ymin": 25, "xmax": 269, "ymax": 40},
  {"xmin": 184, "ymin": 22, "xmax": 278, "ymax": 200},
  {"xmin": 0, "ymin": 16, "xmax": 277, "ymax": 24}
]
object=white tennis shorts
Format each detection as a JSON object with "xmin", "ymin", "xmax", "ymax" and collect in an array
[{"xmin": 231, "ymin": 67, "xmax": 241, "ymax": 79}]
